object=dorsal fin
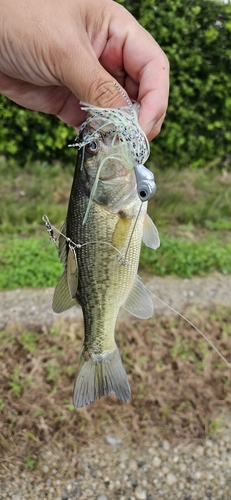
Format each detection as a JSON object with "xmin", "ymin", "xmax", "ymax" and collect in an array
[{"xmin": 122, "ymin": 275, "xmax": 154, "ymax": 319}]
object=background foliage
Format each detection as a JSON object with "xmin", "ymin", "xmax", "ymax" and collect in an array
[
  {"xmin": 0, "ymin": 96, "xmax": 75, "ymax": 165},
  {"xmin": 119, "ymin": 0, "xmax": 231, "ymax": 168},
  {"xmin": 0, "ymin": 155, "xmax": 230, "ymax": 290},
  {"xmin": 0, "ymin": 0, "xmax": 231, "ymax": 168}
]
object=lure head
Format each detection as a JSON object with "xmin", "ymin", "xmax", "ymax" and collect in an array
[{"xmin": 134, "ymin": 164, "xmax": 156, "ymax": 202}]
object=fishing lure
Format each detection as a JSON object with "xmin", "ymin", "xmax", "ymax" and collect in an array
[{"xmin": 69, "ymin": 82, "xmax": 157, "ymax": 204}]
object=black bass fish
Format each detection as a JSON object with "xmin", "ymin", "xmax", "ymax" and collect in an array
[{"xmin": 48, "ymin": 100, "xmax": 160, "ymax": 407}]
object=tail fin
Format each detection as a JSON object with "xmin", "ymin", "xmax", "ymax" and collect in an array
[{"xmin": 73, "ymin": 347, "xmax": 131, "ymax": 408}]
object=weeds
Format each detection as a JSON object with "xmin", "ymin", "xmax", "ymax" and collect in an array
[
  {"xmin": 0, "ymin": 235, "xmax": 62, "ymax": 289},
  {"xmin": 140, "ymin": 235, "xmax": 231, "ymax": 278},
  {"xmin": 44, "ymin": 364, "xmax": 59, "ymax": 382},
  {"xmin": 160, "ymin": 403, "xmax": 172, "ymax": 421},
  {"xmin": 0, "ymin": 306, "xmax": 231, "ymax": 473},
  {"xmin": 0, "ymin": 232, "xmax": 231, "ymax": 290},
  {"xmin": 208, "ymin": 419, "xmax": 223, "ymax": 435},
  {"xmin": 0, "ymin": 160, "xmax": 231, "ymax": 290},
  {"xmin": 1, "ymin": 160, "xmax": 231, "ymax": 475},
  {"xmin": 23, "ymin": 455, "xmax": 36, "ymax": 469},
  {"xmin": 21, "ymin": 331, "xmax": 40, "ymax": 353},
  {"xmin": 0, "ymin": 157, "xmax": 73, "ymax": 236},
  {"xmin": 148, "ymin": 167, "xmax": 231, "ymax": 229},
  {"xmin": 9, "ymin": 369, "xmax": 33, "ymax": 397}
]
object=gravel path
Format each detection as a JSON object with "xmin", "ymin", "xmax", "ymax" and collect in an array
[
  {"xmin": 1, "ymin": 428, "xmax": 231, "ymax": 499},
  {"xmin": 1, "ymin": 273, "xmax": 231, "ymax": 329},
  {"xmin": 1, "ymin": 273, "xmax": 231, "ymax": 500}
]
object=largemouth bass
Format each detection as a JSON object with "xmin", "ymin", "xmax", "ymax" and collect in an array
[{"xmin": 50, "ymin": 101, "xmax": 160, "ymax": 407}]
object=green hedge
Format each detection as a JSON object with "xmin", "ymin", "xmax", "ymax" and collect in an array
[
  {"xmin": 121, "ymin": 0, "xmax": 231, "ymax": 168},
  {"xmin": 0, "ymin": 0, "xmax": 231, "ymax": 168},
  {"xmin": 0, "ymin": 97, "xmax": 75, "ymax": 165}
]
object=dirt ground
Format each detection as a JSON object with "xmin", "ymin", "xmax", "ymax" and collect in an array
[
  {"xmin": 1, "ymin": 272, "xmax": 231, "ymax": 330},
  {"xmin": 0, "ymin": 273, "xmax": 231, "ymax": 481}
]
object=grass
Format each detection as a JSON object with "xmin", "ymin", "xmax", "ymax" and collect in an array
[
  {"xmin": 0, "ymin": 235, "xmax": 62, "ymax": 289},
  {"xmin": 140, "ymin": 234, "xmax": 231, "ymax": 277},
  {"xmin": 1, "ymin": 157, "xmax": 231, "ymax": 477},
  {"xmin": 0, "ymin": 232, "xmax": 231, "ymax": 290},
  {"xmin": 148, "ymin": 166, "xmax": 231, "ymax": 229},
  {"xmin": 0, "ymin": 305, "xmax": 231, "ymax": 474},
  {"xmin": 0, "ymin": 157, "xmax": 73, "ymax": 235},
  {"xmin": 0, "ymin": 156, "xmax": 231, "ymax": 290}
]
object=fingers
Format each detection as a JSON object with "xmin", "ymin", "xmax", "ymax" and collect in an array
[
  {"xmin": 58, "ymin": 25, "xmax": 169, "ymax": 140},
  {"xmin": 135, "ymin": 48, "xmax": 169, "ymax": 140},
  {"xmin": 104, "ymin": 12, "xmax": 170, "ymax": 140},
  {"xmin": 56, "ymin": 34, "xmax": 127, "ymax": 109},
  {"xmin": 54, "ymin": 0, "xmax": 169, "ymax": 137},
  {"xmin": 0, "ymin": 71, "xmax": 84, "ymax": 128},
  {"xmin": 0, "ymin": 0, "xmax": 170, "ymax": 139}
]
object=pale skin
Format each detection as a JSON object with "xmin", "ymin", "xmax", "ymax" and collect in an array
[{"xmin": 0, "ymin": 0, "xmax": 169, "ymax": 141}]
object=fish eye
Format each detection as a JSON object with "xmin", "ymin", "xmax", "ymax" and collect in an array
[{"xmin": 86, "ymin": 140, "xmax": 99, "ymax": 155}]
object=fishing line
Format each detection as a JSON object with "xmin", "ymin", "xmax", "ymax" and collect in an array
[
  {"xmin": 42, "ymin": 216, "xmax": 127, "ymax": 263},
  {"xmin": 82, "ymin": 153, "xmax": 131, "ymax": 225},
  {"xmin": 122, "ymin": 202, "xmax": 143, "ymax": 264},
  {"xmin": 43, "ymin": 214, "xmax": 229, "ymax": 366},
  {"xmin": 78, "ymin": 118, "xmax": 114, "ymax": 147},
  {"xmin": 114, "ymin": 81, "xmax": 136, "ymax": 120},
  {"xmin": 113, "ymin": 81, "xmax": 150, "ymax": 161},
  {"xmin": 80, "ymin": 145, "xmax": 85, "ymax": 171},
  {"xmin": 89, "ymin": 241, "xmax": 126, "ymax": 261},
  {"xmin": 143, "ymin": 284, "xmax": 231, "ymax": 369},
  {"xmin": 68, "ymin": 117, "xmax": 115, "ymax": 149},
  {"xmin": 73, "ymin": 95, "xmax": 150, "ymax": 166},
  {"xmin": 79, "ymin": 122, "xmax": 135, "ymax": 170}
]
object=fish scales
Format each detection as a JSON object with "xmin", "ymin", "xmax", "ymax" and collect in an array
[
  {"xmin": 68, "ymin": 167, "xmax": 145, "ymax": 353},
  {"xmin": 52, "ymin": 103, "xmax": 160, "ymax": 407}
]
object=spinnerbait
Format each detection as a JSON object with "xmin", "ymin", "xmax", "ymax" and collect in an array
[{"xmin": 69, "ymin": 82, "xmax": 157, "ymax": 202}]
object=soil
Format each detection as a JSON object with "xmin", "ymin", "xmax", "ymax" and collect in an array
[{"xmin": 0, "ymin": 273, "xmax": 231, "ymax": 499}]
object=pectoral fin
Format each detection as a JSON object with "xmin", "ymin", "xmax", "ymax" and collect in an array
[
  {"xmin": 52, "ymin": 271, "xmax": 78, "ymax": 313},
  {"xmin": 67, "ymin": 248, "xmax": 78, "ymax": 299},
  {"xmin": 122, "ymin": 275, "xmax": 154, "ymax": 319},
  {"xmin": 142, "ymin": 213, "xmax": 160, "ymax": 250}
]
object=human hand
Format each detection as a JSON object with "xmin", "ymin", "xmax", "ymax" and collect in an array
[{"xmin": 0, "ymin": 0, "xmax": 169, "ymax": 140}]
